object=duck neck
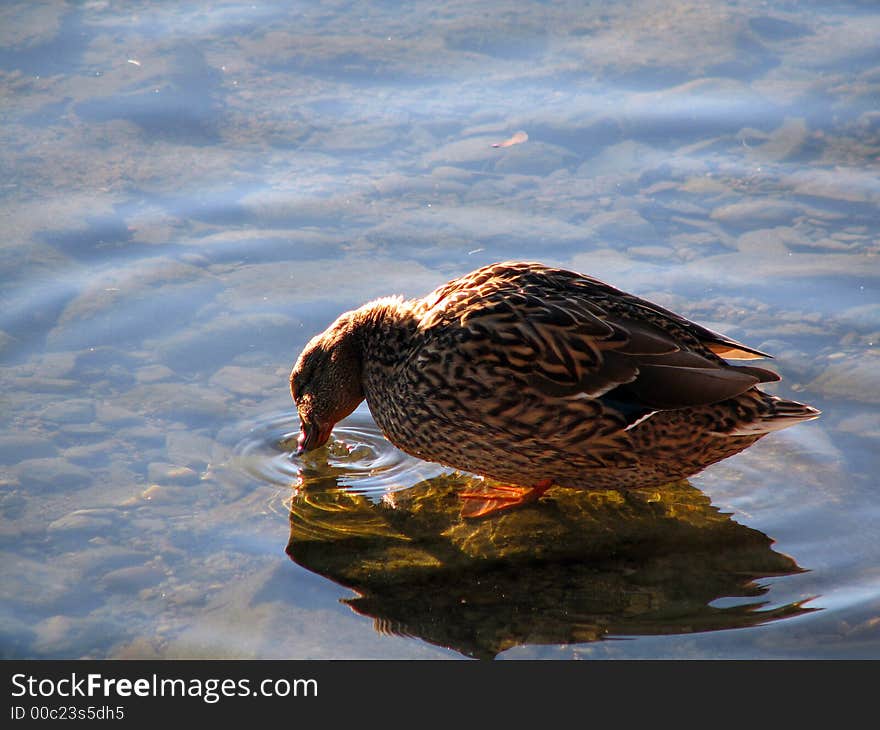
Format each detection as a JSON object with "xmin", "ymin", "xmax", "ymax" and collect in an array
[
  {"xmin": 353, "ymin": 296, "xmax": 420, "ymax": 362},
  {"xmin": 350, "ymin": 297, "xmax": 420, "ymax": 409}
]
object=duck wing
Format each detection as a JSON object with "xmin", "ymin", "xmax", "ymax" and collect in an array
[{"xmin": 432, "ymin": 262, "xmax": 779, "ymax": 416}]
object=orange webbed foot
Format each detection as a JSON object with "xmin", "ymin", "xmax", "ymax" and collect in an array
[{"xmin": 459, "ymin": 479, "xmax": 553, "ymax": 519}]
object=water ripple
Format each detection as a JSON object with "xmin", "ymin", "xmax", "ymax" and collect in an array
[{"xmin": 230, "ymin": 407, "xmax": 450, "ymax": 499}]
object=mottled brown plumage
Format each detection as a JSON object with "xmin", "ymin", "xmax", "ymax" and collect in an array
[{"xmin": 290, "ymin": 262, "xmax": 819, "ymax": 515}]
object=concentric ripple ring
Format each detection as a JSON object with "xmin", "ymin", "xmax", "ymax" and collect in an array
[{"xmin": 229, "ymin": 406, "xmax": 450, "ymax": 499}]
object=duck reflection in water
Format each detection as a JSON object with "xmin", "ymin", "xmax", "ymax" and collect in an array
[{"xmin": 285, "ymin": 456, "xmax": 816, "ymax": 660}]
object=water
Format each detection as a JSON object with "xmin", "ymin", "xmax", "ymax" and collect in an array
[{"xmin": 1, "ymin": 0, "xmax": 878, "ymax": 659}]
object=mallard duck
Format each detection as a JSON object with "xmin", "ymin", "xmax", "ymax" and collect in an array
[{"xmin": 290, "ymin": 261, "xmax": 820, "ymax": 517}]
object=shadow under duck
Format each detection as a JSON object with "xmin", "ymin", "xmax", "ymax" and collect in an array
[{"xmin": 290, "ymin": 261, "xmax": 819, "ymax": 517}]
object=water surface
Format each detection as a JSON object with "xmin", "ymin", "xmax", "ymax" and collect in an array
[{"xmin": 1, "ymin": 0, "xmax": 878, "ymax": 659}]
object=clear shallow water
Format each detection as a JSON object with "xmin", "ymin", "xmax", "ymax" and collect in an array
[{"xmin": 1, "ymin": 0, "xmax": 878, "ymax": 659}]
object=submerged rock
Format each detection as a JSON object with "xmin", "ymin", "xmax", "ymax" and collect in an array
[
  {"xmin": 146, "ymin": 462, "xmax": 200, "ymax": 486},
  {"xmin": 101, "ymin": 565, "xmax": 165, "ymax": 593},
  {"xmin": 0, "ymin": 434, "xmax": 57, "ymax": 464},
  {"xmin": 48, "ymin": 509, "xmax": 116, "ymax": 535},
  {"xmin": 209, "ymin": 365, "xmax": 279, "ymax": 397},
  {"xmin": 711, "ymin": 199, "xmax": 803, "ymax": 228},
  {"xmin": 15, "ymin": 457, "xmax": 91, "ymax": 491},
  {"xmin": 809, "ymin": 351, "xmax": 880, "ymax": 404},
  {"xmin": 40, "ymin": 398, "xmax": 96, "ymax": 425}
]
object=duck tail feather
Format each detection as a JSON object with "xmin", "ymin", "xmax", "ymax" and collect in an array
[{"xmin": 724, "ymin": 395, "xmax": 821, "ymax": 436}]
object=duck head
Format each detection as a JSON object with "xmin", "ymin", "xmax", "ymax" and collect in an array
[{"xmin": 290, "ymin": 311, "xmax": 365, "ymax": 455}]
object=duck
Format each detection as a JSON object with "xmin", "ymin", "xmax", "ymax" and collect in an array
[{"xmin": 289, "ymin": 261, "xmax": 820, "ymax": 518}]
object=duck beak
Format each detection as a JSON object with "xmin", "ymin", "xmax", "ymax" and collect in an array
[{"xmin": 296, "ymin": 420, "xmax": 333, "ymax": 455}]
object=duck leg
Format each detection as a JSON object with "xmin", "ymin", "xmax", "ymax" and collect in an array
[{"xmin": 459, "ymin": 478, "xmax": 553, "ymax": 519}]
